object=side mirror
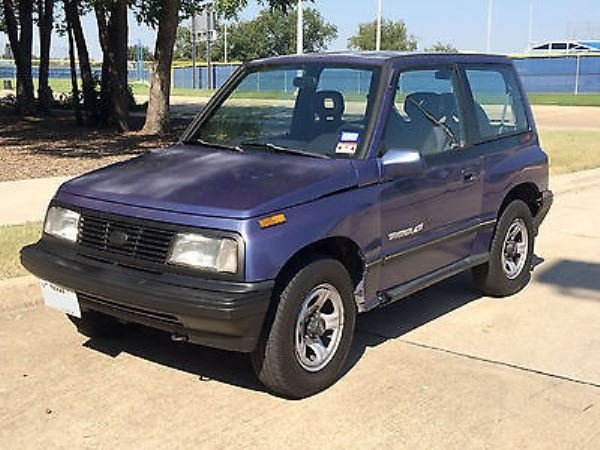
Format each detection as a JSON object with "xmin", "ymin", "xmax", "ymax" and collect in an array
[{"xmin": 380, "ymin": 149, "xmax": 425, "ymax": 181}]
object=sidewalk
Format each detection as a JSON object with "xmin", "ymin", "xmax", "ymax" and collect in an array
[{"xmin": 0, "ymin": 176, "xmax": 71, "ymax": 227}]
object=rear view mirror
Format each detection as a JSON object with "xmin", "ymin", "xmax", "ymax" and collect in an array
[
  {"xmin": 293, "ymin": 76, "xmax": 317, "ymax": 89},
  {"xmin": 380, "ymin": 149, "xmax": 425, "ymax": 181}
]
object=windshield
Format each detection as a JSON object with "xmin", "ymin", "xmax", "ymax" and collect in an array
[{"xmin": 187, "ymin": 64, "xmax": 381, "ymax": 159}]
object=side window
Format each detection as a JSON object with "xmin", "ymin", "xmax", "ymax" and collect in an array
[
  {"xmin": 381, "ymin": 68, "xmax": 465, "ymax": 157},
  {"xmin": 464, "ymin": 67, "xmax": 529, "ymax": 141}
]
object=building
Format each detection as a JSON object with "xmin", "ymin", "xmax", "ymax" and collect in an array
[{"xmin": 528, "ymin": 40, "xmax": 600, "ymax": 53}]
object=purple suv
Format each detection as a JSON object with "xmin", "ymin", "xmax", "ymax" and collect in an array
[{"xmin": 22, "ymin": 52, "xmax": 552, "ymax": 398}]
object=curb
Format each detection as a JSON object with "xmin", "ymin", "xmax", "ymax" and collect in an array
[{"xmin": 0, "ymin": 275, "xmax": 41, "ymax": 313}]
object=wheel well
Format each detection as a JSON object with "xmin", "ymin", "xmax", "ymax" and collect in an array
[
  {"xmin": 499, "ymin": 183, "xmax": 541, "ymax": 218},
  {"xmin": 274, "ymin": 237, "xmax": 365, "ymax": 292}
]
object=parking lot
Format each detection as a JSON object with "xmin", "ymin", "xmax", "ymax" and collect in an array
[{"xmin": 1, "ymin": 171, "xmax": 600, "ymax": 448}]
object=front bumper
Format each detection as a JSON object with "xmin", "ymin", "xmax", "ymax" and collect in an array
[
  {"xmin": 21, "ymin": 241, "xmax": 274, "ymax": 352},
  {"xmin": 534, "ymin": 189, "xmax": 553, "ymax": 234}
]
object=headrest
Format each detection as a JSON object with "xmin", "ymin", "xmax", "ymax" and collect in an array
[
  {"xmin": 314, "ymin": 90, "xmax": 345, "ymax": 123},
  {"xmin": 405, "ymin": 92, "xmax": 442, "ymax": 120}
]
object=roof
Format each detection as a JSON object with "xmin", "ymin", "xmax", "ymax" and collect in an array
[
  {"xmin": 248, "ymin": 51, "xmax": 511, "ymax": 67},
  {"xmin": 529, "ymin": 40, "xmax": 600, "ymax": 52}
]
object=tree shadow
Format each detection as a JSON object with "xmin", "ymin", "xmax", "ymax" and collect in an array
[
  {"xmin": 535, "ymin": 259, "xmax": 600, "ymax": 301},
  {"xmin": 0, "ymin": 112, "xmax": 187, "ymax": 160}
]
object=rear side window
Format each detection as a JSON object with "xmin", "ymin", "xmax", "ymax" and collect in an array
[{"xmin": 464, "ymin": 66, "xmax": 529, "ymax": 142}]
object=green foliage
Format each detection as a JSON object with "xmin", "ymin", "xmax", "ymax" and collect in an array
[
  {"xmin": 348, "ymin": 18, "xmax": 417, "ymax": 52},
  {"xmin": 227, "ymin": 7, "xmax": 337, "ymax": 61},
  {"xmin": 215, "ymin": 0, "xmax": 310, "ymax": 19},
  {"xmin": 128, "ymin": 44, "xmax": 154, "ymax": 60},
  {"xmin": 174, "ymin": 24, "xmax": 224, "ymax": 61},
  {"xmin": 425, "ymin": 41, "xmax": 458, "ymax": 52}
]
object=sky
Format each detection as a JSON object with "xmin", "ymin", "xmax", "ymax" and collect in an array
[{"xmin": 2, "ymin": 0, "xmax": 600, "ymax": 61}]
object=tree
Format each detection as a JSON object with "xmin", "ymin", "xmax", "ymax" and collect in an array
[
  {"xmin": 64, "ymin": 0, "xmax": 96, "ymax": 122},
  {"xmin": 425, "ymin": 41, "xmax": 458, "ymax": 52},
  {"xmin": 227, "ymin": 7, "xmax": 337, "ymax": 61},
  {"xmin": 2, "ymin": 0, "xmax": 36, "ymax": 113},
  {"xmin": 94, "ymin": 0, "xmax": 129, "ymax": 131},
  {"xmin": 139, "ymin": 0, "xmax": 181, "ymax": 135},
  {"xmin": 348, "ymin": 18, "xmax": 417, "ymax": 52},
  {"xmin": 173, "ymin": 24, "xmax": 224, "ymax": 61},
  {"xmin": 173, "ymin": 26, "xmax": 191, "ymax": 60},
  {"xmin": 128, "ymin": 44, "xmax": 154, "ymax": 61},
  {"xmin": 140, "ymin": 0, "xmax": 305, "ymax": 135},
  {"xmin": 37, "ymin": 0, "xmax": 55, "ymax": 112}
]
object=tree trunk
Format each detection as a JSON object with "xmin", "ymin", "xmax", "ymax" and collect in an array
[
  {"xmin": 142, "ymin": 0, "xmax": 180, "ymax": 135},
  {"xmin": 37, "ymin": 0, "xmax": 54, "ymax": 113},
  {"xmin": 66, "ymin": 17, "xmax": 82, "ymax": 125},
  {"xmin": 2, "ymin": 0, "xmax": 35, "ymax": 114},
  {"xmin": 94, "ymin": 5, "xmax": 111, "ymax": 122},
  {"xmin": 93, "ymin": 1, "xmax": 129, "ymax": 131},
  {"xmin": 108, "ymin": 0, "xmax": 129, "ymax": 131},
  {"xmin": 65, "ymin": 0, "xmax": 96, "ymax": 123}
]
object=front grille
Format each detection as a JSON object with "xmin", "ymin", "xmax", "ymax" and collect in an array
[
  {"xmin": 78, "ymin": 212, "xmax": 175, "ymax": 264},
  {"xmin": 78, "ymin": 292, "xmax": 182, "ymax": 326}
]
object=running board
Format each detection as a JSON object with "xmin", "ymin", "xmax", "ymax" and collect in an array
[{"xmin": 379, "ymin": 253, "xmax": 489, "ymax": 305}]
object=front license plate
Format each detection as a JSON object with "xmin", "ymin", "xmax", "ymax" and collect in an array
[{"xmin": 40, "ymin": 280, "xmax": 81, "ymax": 318}]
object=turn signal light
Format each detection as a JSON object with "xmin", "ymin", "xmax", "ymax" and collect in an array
[{"xmin": 258, "ymin": 213, "xmax": 287, "ymax": 229}]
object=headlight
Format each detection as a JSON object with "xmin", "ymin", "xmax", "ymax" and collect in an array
[
  {"xmin": 44, "ymin": 206, "xmax": 80, "ymax": 243},
  {"xmin": 167, "ymin": 233, "xmax": 239, "ymax": 273}
]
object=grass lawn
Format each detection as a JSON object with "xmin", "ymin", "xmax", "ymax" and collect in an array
[
  {"xmin": 539, "ymin": 129, "xmax": 600, "ymax": 175},
  {"xmin": 528, "ymin": 93, "xmax": 600, "ymax": 107},
  {"xmin": 0, "ymin": 222, "xmax": 41, "ymax": 280}
]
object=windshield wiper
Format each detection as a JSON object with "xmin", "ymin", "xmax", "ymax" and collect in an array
[
  {"xmin": 183, "ymin": 138, "xmax": 244, "ymax": 153},
  {"xmin": 239, "ymin": 142, "xmax": 331, "ymax": 159}
]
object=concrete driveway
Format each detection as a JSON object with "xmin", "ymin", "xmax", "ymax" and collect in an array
[{"xmin": 1, "ymin": 179, "xmax": 600, "ymax": 448}]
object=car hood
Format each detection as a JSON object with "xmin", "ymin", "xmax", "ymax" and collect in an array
[{"xmin": 60, "ymin": 144, "xmax": 359, "ymax": 219}]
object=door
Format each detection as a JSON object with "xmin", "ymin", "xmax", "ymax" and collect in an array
[{"xmin": 377, "ymin": 65, "xmax": 483, "ymax": 291}]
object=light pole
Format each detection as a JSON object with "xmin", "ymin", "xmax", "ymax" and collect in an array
[
  {"xmin": 376, "ymin": 0, "xmax": 382, "ymax": 51},
  {"xmin": 486, "ymin": 0, "xmax": 493, "ymax": 53},
  {"xmin": 527, "ymin": 0, "xmax": 534, "ymax": 51},
  {"xmin": 297, "ymin": 0, "xmax": 304, "ymax": 54}
]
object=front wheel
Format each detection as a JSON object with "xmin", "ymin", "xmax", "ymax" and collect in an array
[
  {"xmin": 473, "ymin": 200, "xmax": 535, "ymax": 297},
  {"xmin": 251, "ymin": 258, "xmax": 357, "ymax": 399}
]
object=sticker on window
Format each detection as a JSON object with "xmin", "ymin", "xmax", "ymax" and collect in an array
[{"xmin": 336, "ymin": 131, "xmax": 360, "ymax": 155}]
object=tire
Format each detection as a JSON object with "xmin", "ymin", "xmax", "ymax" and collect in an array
[
  {"xmin": 68, "ymin": 310, "xmax": 128, "ymax": 339},
  {"xmin": 251, "ymin": 257, "xmax": 357, "ymax": 399},
  {"xmin": 473, "ymin": 200, "xmax": 535, "ymax": 297}
]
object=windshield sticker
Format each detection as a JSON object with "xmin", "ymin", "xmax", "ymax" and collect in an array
[{"xmin": 336, "ymin": 131, "xmax": 360, "ymax": 155}]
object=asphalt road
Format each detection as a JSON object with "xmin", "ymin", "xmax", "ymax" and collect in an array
[{"xmin": 1, "ymin": 180, "xmax": 600, "ymax": 448}]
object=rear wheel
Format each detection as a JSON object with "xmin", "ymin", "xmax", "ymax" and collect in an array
[
  {"xmin": 473, "ymin": 200, "xmax": 535, "ymax": 297},
  {"xmin": 251, "ymin": 258, "xmax": 356, "ymax": 399},
  {"xmin": 68, "ymin": 310, "xmax": 128, "ymax": 339}
]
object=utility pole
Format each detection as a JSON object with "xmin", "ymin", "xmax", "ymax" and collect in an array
[
  {"xmin": 191, "ymin": 13, "xmax": 197, "ymax": 89},
  {"xmin": 224, "ymin": 22, "xmax": 228, "ymax": 64},
  {"xmin": 486, "ymin": 0, "xmax": 493, "ymax": 53},
  {"xmin": 297, "ymin": 0, "xmax": 303, "ymax": 54},
  {"xmin": 206, "ymin": 6, "xmax": 213, "ymax": 90},
  {"xmin": 527, "ymin": 0, "xmax": 534, "ymax": 51},
  {"xmin": 376, "ymin": 0, "xmax": 382, "ymax": 51}
]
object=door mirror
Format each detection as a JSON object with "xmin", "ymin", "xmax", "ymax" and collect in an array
[{"xmin": 380, "ymin": 149, "xmax": 426, "ymax": 181}]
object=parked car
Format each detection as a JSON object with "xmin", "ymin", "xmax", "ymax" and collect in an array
[{"xmin": 22, "ymin": 52, "xmax": 552, "ymax": 398}]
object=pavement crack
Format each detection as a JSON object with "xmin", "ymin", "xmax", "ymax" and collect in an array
[{"xmin": 357, "ymin": 328, "xmax": 600, "ymax": 390}]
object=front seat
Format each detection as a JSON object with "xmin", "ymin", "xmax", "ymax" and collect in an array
[{"xmin": 313, "ymin": 90, "xmax": 345, "ymax": 135}]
